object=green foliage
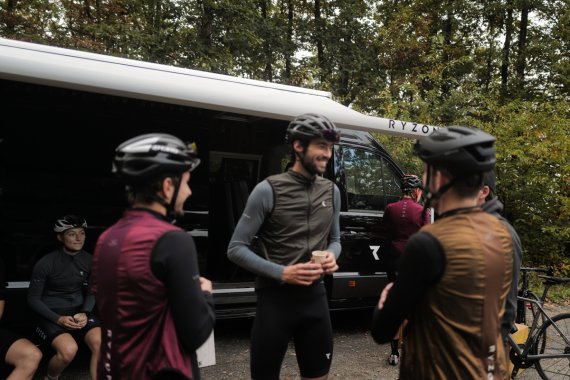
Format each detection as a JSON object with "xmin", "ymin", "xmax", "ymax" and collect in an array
[
  {"xmin": 0, "ymin": 0, "xmax": 568, "ymax": 271},
  {"xmin": 466, "ymin": 99, "xmax": 570, "ymax": 271},
  {"xmin": 372, "ymin": 97, "xmax": 570, "ymax": 272},
  {"xmin": 371, "ymin": 134, "xmax": 423, "ymax": 176}
]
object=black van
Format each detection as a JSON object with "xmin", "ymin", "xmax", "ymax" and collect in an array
[{"xmin": 0, "ymin": 38, "xmax": 437, "ymax": 324}]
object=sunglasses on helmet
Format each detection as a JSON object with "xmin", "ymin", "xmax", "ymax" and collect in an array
[{"xmin": 321, "ymin": 129, "xmax": 341, "ymax": 143}]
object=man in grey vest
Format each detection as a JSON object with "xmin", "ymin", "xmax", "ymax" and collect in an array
[{"xmin": 228, "ymin": 113, "xmax": 342, "ymax": 380}]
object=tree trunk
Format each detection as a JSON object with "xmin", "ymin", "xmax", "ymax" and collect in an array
[
  {"xmin": 484, "ymin": 10, "xmax": 498, "ymax": 92},
  {"xmin": 154, "ymin": 0, "xmax": 162, "ymax": 32},
  {"xmin": 5, "ymin": 0, "xmax": 16, "ymax": 34},
  {"xmin": 314, "ymin": 0, "xmax": 325, "ymax": 83},
  {"xmin": 500, "ymin": 0, "xmax": 514, "ymax": 102},
  {"xmin": 84, "ymin": 0, "xmax": 92, "ymax": 19},
  {"xmin": 199, "ymin": 0, "xmax": 214, "ymax": 46},
  {"xmin": 261, "ymin": 0, "xmax": 273, "ymax": 81},
  {"xmin": 95, "ymin": 0, "xmax": 100, "ymax": 23},
  {"xmin": 285, "ymin": 0, "xmax": 293, "ymax": 82},
  {"xmin": 516, "ymin": 2, "xmax": 530, "ymax": 90},
  {"xmin": 441, "ymin": 2, "xmax": 453, "ymax": 99}
]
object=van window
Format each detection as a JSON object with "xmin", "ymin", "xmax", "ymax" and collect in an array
[
  {"xmin": 382, "ymin": 161, "xmax": 402, "ymax": 205},
  {"xmin": 343, "ymin": 147, "xmax": 402, "ymax": 211}
]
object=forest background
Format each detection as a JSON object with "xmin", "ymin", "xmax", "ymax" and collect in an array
[{"xmin": 0, "ymin": 0, "xmax": 568, "ymax": 277}]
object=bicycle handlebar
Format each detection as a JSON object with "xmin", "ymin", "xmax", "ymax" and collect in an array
[
  {"xmin": 537, "ymin": 275, "xmax": 570, "ymax": 285},
  {"xmin": 520, "ymin": 267, "xmax": 553, "ymax": 275}
]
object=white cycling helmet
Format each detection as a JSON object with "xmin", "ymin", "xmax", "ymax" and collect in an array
[{"xmin": 54, "ymin": 215, "xmax": 87, "ymax": 233}]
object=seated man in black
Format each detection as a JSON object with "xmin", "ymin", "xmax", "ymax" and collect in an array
[{"xmin": 28, "ymin": 215, "xmax": 101, "ymax": 380}]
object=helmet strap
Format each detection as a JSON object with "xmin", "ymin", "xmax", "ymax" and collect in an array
[
  {"xmin": 421, "ymin": 166, "xmax": 456, "ymax": 220},
  {"xmin": 166, "ymin": 176, "xmax": 182, "ymax": 223},
  {"xmin": 148, "ymin": 176, "xmax": 182, "ymax": 223},
  {"xmin": 410, "ymin": 188, "xmax": 420, "ymax": 202},
  {"xmin": 147, "ymin": 193, "xmax": 174, "ymax": 221}
]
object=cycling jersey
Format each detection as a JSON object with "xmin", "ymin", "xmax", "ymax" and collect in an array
[
  {"xmin": 28, "ymin": 248, "xmax": 95, "ymax": 323},
  {"xmin": 383, "ymin": 197, "xmax": 430, "ymax": 257},
  {"xmin": 382, "ymin": 197, "xmax": 430, "ymax": 281},
  {"xmin": 372, "ymin": 207, "xmax": 512, "ymax": 380},
  {"xmin": 92, "ymin": 209, "xmax": 215, "ymax": 380},
  {"xmin": 228, "ymin": 170, "xmax": 341, "ymax": 288},
  {"xmin": 228, "ymin": 170, "xmax": 341, "ymax": 379}
]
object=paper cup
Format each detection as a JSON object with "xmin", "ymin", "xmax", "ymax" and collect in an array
[
  {"xmin": 73, "ymin": 313, "xmax": 86, "ymax": 323},
  {"xmin": 311, "ymin": 251, "xmax": 327, "ymax": 264}
]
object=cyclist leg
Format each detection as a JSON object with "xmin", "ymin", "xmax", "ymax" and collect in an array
[
  {"xmin": 250, "ymin": 289, "xmax": 293, "ymax": 380},
  {"xmin": 293, "ymin": 291, "xmax": 333, "ymax": 379}
]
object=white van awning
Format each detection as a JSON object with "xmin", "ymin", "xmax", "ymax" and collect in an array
[{"xmin": 0, "ymin": 38, "xmax": 438, "ymax": 138}]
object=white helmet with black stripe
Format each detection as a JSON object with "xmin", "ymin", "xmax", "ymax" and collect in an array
[{"xmin": 54, "ymin": 215, "xmax": 87, "ymax": 233}]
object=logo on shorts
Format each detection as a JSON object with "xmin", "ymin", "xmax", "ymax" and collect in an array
[{"xmin": 35, "ymin": 327, "xmax": 47, "ymax": 340}]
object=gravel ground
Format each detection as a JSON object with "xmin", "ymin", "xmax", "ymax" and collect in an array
[
  {"xmin": 200, "ymin": 309, "xmax": 398, "ymax": 380},
  {"xmin": 198, "ymin": 305, "xmax": 565, "ymax": 380},
  {"xmin": 32, "ymin": 304, "xmax": 569, "ymax": 379}
]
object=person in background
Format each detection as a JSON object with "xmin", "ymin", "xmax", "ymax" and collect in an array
[
  {"xmin": 92, "ymin": 133, "xmax": 215, "ymax": 380},
  {"xmin": 381, "ymin": 174, "xmax": 430, "ymax": 365},
  {"xmin": 371, "ymin": 126, "xmax": 513, "ymax": 379},
  {"xmin": 228, "ymin": 113, "xmax": 341, "ymax": 380},
  {"xmin": 1, "ymin": 256, "xmax": 43, "ymax": 380},
  {"xmin": 28, "ymin": 215, "xmax": 101, "ymax": 380},
  {"xmin": 477, "ymin": 170, "xmax": 522, "ymax": 352}
]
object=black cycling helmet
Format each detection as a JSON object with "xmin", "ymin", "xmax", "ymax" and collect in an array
[
  {"xmin": 413, "ymin": 126, "xmax": 496, "ymax": 177},
  {"xmin": 54, "ymin": 215, "xmax": 87, "ymax": 233},
  {"xmin": 285, "ymin": 113, "xmax": 341, "ymax": 145},
  {"xmin": 113, "ymin": 133, "xmax": 200, "ymax": 182},
  {"xmin": 401, "ymin": 174, "xmax": 422, "ymax": 192}
]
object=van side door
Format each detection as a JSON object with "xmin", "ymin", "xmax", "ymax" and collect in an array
[{"xmin": 334, "ymin": 143, "xmax": 402, "ymax": 276}]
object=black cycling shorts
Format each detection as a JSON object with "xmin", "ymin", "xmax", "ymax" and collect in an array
[
  {"xmin": 385, "ymin": 252, "xmax": 402, "ymax": 283},
  {"xmin": 250, "ymin": 282, "xmax": 333, "ymax": 380},
  {"xmin": 34, "ymin": 308, "xmax": 101, "ymax": 345}
]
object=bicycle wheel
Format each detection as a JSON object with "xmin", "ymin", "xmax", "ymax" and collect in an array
[{"xmin": 534, "ymin": 312, "xmax": 570, "ymax": 379}]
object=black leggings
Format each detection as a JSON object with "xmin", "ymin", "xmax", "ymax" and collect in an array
[
  {"xmin": 250, "ymin": 283, "xmax": 333, "ymax": 380},
  {"xmin": 385, "ymin": 254, "xmax": 402, "ymax": 283}
]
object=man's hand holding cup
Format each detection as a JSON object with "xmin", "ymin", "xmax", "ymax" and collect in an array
[{"xmin": 312, "ymin": 250, "xmax": 339, "ymax": 274}]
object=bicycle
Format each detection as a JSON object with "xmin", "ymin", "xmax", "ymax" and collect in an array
[
  {"xmin": 509, "ymin": 274, "xmax": 570, "ymax": 379},
  {"xmin": 516, "ymin": 267, "xmax": 552, "ymax": 327}
]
